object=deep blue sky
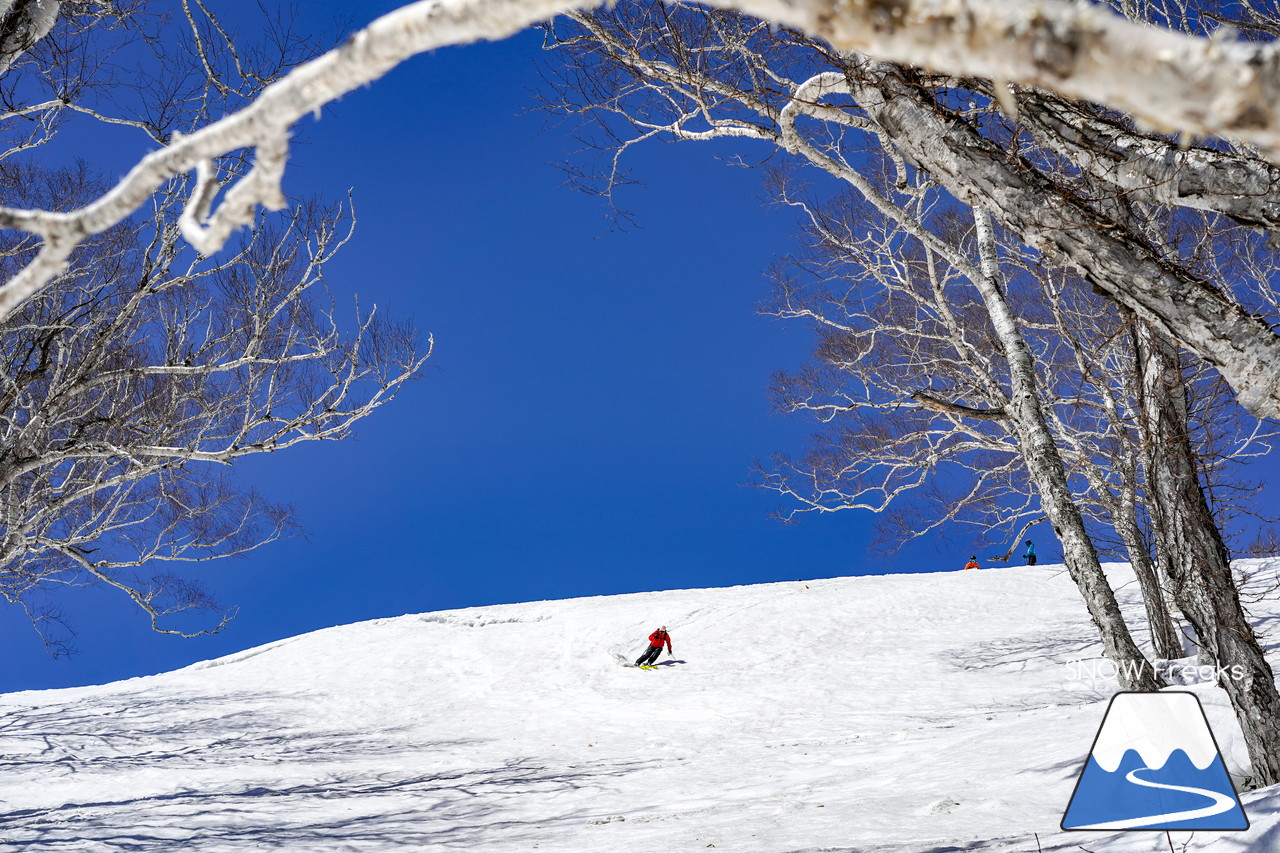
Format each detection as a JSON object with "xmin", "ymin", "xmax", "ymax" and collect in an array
[
  {"xmin": 0, "ymin": 2, "xmax": 910, "ymax": 692},
  {"xmin": 6, "ymin": 0, "xmax": 1233, "ymax": 691}
]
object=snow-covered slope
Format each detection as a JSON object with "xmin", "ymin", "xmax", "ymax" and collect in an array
[{"xmin": 3, "ymin": 561, "xmax": 1280, "ymax": 852}]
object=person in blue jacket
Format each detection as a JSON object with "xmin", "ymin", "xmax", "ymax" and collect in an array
[{"xmin": 1023, "ymin": 540, "xmax": 1037, "ymax": 566}]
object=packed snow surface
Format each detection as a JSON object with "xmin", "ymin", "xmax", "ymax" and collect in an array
[{"xmin": 3, "ymin": 561, "xmax": 1280, "ymax": 851}]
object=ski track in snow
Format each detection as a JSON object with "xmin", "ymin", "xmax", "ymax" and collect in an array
[{"xmin": 1, "ymin": 561, "xmax": 1279, "ymax": 851}]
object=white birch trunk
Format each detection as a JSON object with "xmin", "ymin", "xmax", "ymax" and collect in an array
[
  {"xmin": 1114, "ymin": 489, "xmax": 1185, "ymax": 662},
  {"xmin": 1135, "ymin": 320, "xmax": 1280, "ymax": 785},
  {"xmin": 972, "ymin": 207, "xmax": 1161, "ymax": 691}
]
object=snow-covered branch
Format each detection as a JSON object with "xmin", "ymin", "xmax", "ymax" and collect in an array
[{"xmin": 11, "ymin": 0, "xmax": 1280, "ymax": 325}]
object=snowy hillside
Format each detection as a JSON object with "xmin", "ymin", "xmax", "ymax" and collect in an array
[{"xmin": 3, "ymin": 561, "xmax": 1280, "ymax": 852}]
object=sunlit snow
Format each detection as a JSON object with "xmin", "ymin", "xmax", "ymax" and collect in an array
[{"xmin": 3, "ymin": 560, "xmax": 1280, "ymax": 851}]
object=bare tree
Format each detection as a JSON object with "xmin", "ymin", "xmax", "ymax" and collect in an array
[
  {"xmin": 758, "ymin": 128, "xmax": 1264, "ymax": 677},
  {"xmin": 1131, "ymin": 318, "xmax": 1280, "ymax": 782},
  {"xmin": 0, "ymin": 163, "xmax": 428, "ymax": 652},
  {"xmin": 751, "ymin": 163, "xmax": 1163, "ymax": 690},
  {"xmin": 0, "ymin": 3, "xmax": 433, "ymax": 651},
  {"xmin": 1246, "ymin": 528, "xmax": 1280, "ymax": 558},
  {"xmin": 1025, "ymin": 282, "xmax": 1186, "ymax": 663}
]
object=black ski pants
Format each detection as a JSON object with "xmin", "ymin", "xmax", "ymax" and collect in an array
[{"xmin": 636, "ymin": 645, "xmax": 663, "ymax": 666}]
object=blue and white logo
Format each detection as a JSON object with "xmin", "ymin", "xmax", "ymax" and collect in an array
[{"xmin": 1062, "ymin": 691, "xmax": 1248, "ymax": 831}]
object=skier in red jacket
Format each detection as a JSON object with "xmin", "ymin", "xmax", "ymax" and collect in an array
[{"xmin": 635, "ymin": 626, "xmax": 672, "ymax": 666}]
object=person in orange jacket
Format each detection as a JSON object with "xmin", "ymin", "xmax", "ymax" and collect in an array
[
  {"xmin": 635, "ymin": 626, "xmax": 672, "ymax": 666},
  {"xmin": 963, "ymin": 556, "xmax": 980, "ymax": 571}
]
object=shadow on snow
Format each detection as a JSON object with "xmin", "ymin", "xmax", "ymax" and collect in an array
[{"xmin": 0, "ymin": 689, "xmax": 658, "ymax": 850}]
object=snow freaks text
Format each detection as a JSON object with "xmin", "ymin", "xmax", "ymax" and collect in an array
[{"xmin": 1066, "ymin": 659, "xmax": 1248, "ymax": 686}]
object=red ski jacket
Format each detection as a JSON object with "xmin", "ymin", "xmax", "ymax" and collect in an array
[{"xmin": 648, "ymin": 630, "xmax": 672, "ymax": 652}]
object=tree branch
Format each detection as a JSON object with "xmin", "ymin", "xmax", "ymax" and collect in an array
[
  {"xmin": 911, "ymin": 390, "xmax": 1008, "ymax": 422},
  {"xmin": 8, "ymin": 0, "xmax": 1280, "ymax": 325}
]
